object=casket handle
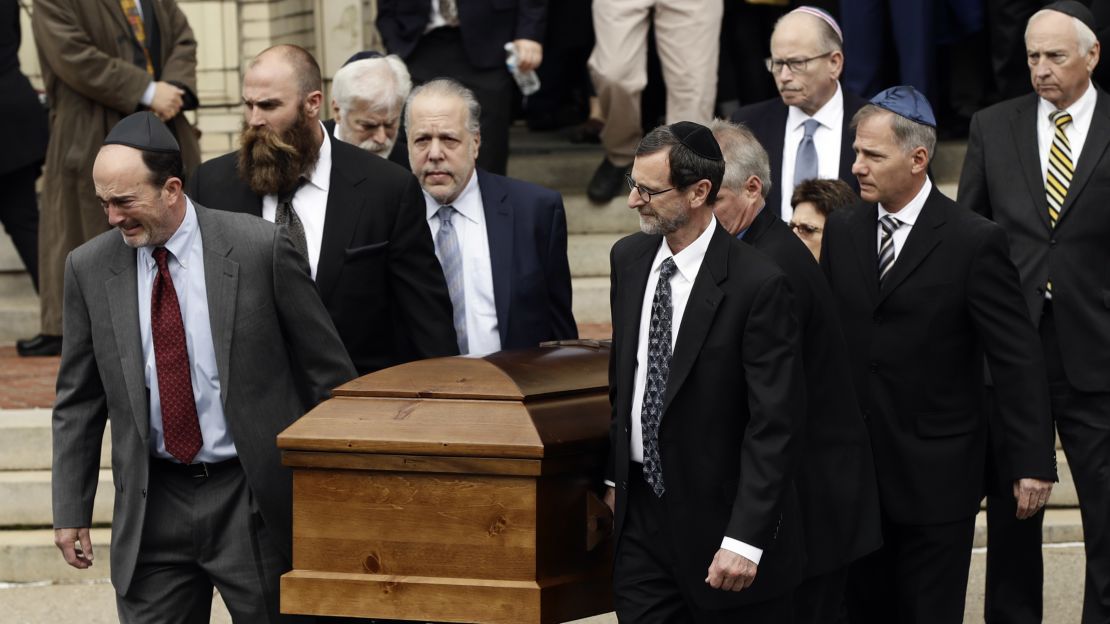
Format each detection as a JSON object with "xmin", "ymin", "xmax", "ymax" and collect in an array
[{"xmin": 585, "ymin": 490, "xmax": 614, "ymax": 551}]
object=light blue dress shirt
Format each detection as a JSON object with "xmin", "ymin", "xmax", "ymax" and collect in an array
[{"xmin": 136, "ymin": 199, "xmax": 236, "ymax": 463}]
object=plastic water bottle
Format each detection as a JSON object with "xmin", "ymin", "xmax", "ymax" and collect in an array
[{"xmin": 504, "ymin": 42, "xmax": 541, "ymax": 96}]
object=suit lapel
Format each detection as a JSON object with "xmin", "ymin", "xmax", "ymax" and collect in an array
[
  {"xmin": 1011, "ymin": 97, "xmax": 1053, "ymax": 231},
  {"xmin": 617, "ymin": 236, "xmax": 659, "ymax": 422},
  {"xmin": 196, "ymin": 207, "xmax": 238, "ymax": 407},
  {"xmin": 741, "ymin": 205, "xmax": 775, "ymax": 245},
  {"xmin": 765, "ymin": 104, "xmax": 789, "ymax": 213},
  {"xmin": 478, "ymin": 170, "xmax": 513, "ymax": 342},
  {"xmin": 877, "ymin": 189, "xmax": 945, "ymax": 305},
  {"xmin": 315, "ymin": 136, "xmax": 363, "ymax": 303},
  {"xmin": 846, "ymin": 204, "xmax": 881, "ymax": 304},
  {"xmin": 1059, "ymin": 92, "xmax": 1110, "ymax": 225},
  {"xmin": 661, "ymin": 226, "xmax": 726, "ymax": 415},
  {"xmin": 104, "ymin": 241, "xmax": 149, "ymax": 441}
]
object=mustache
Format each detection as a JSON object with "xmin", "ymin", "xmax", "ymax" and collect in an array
[{"xmin": 236, "ymin": 116, "xmax": 320, "ymax": 196}]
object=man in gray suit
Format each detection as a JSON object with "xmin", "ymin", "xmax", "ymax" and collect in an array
[{"xmin": 51, "ymin": 112, "xmax": 357, "ymax": 622}]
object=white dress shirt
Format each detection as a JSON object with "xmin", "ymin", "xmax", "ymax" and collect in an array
[
  {"xmin": 424, "ymin": 171, "xmax": 502, "ymax": 355},
  {"xmin": 780, "ymin": 83, "xmax": 845, "ymax": 220},
  {"xmin": 137, "ymin": 199, "xmax": 236, "ymax": 463},
  {"xmin": 626, "ymin": 217, "xmax": 763, "ymax": 564},
  {"xmin": 1037, "ymin": 80, "xmax": 1096, "ymax": 182},
  {"xmin": 261, "ymin": 123, "xmax": 332, "ymax": 280},
  {"xmin": 877, "ymin": 177, "xmax": 933, "ymax": 261}
]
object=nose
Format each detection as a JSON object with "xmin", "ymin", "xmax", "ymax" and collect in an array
[
  {"xmin": 105, "ymin": 204, "xmax": 125, "ymax": 227},
  {"xmin": 372, "ymin": 126, "xmax": 389, "ymax": 143},
  {"xmin": 246, "ymin": 106, "xmax": 266, "ymax": 128},
  {"xmin": 627, "ymin": 186, "xmax": 645, "ymax": 210},
  {"xmin": 851, "ymin": 154, "xmax": 866, "ymax": 176}
]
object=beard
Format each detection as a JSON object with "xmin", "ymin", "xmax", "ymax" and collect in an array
[
  {"xmin": 237, "ymin": 108, "xmax": 321, "ymax": 196},
  {"xmin": 335, "ymin": 123, "xmax": 394, "ymax": 158},
  {"xmin": 638, "ymin": 207, "xmax": 689, "ymax": 236}
]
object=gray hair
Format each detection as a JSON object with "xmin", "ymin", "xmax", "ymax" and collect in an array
[
  {"xmin": 1026, "ymin": 10, "xmax": 1099, "ymax": 56},
  {"xmin": 851, "ymin": 105, "xmax": 936, "ymax": 160},
  {"xmin": 773, "ymin": 10, "xmax": 843, "ymax": 54},
  {"xmin": 331, "ymin": 55, "xmax": 412, "ymax": 115},
  {"xmin": 405, "ymin": 78, "xmax": 482, "ymax": 135},
  {"xmin": 707, "ymin": 118, "xmax": 773, "ymax": 199}
]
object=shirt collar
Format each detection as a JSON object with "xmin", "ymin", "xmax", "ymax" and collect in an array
[
  {"xmin": 878, "ymin": 176, "xmax": 932, "ymax": 226},
  {"xmin": 786, "ymin": 81, "xmax": 844, "ymax": 132},
  {"xmin": 1037, "ymin": 79, "xmax": 1096, "ymax": 128},
  {"xmin": 139, "ymin": 197, "xmax": 199, "ymax": 271},
  {"xmin": 425, "ymin": 168, "xmax": 482, "ymax": 224},
  {"xmin": 303, "ymin": 122, "xmax": 332, "ymax": 193},
  {"xmin": 653, "ymin": 215, "xmax": 717, "ymax": 282}
]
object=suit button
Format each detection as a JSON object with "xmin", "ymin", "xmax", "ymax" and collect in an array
[
  {"xmin": 869, "ymin": 362, "xmax": 878, "ymax": 373},
  {"xmin": 1050, "ymin": 239, "xmax": 1057, "ymax": 246},
  {"xmin": 141, "ymin": 489, "xmax": 147, "ymax": 498},
  {"xmin": 624, "ymin": 426, "xmax": 630, "ymax": 434},
  {"xmin": 862, "ymin": 409, "xmax": 871, "ymax": 421},
  {"xmin": 620, "ymin": 481, "xmax": 628, "ymax": 490}
]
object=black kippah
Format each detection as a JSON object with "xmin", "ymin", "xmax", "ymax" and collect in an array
[
  {"xmin": 670, "ymin": 121, "xmax": 723, "ymax": 162},
  {"xmin": 103, "ymin": 111, "xmax": 180, "ymax": 153},
  {"xmin": 344, "ymin": 49, "xmax": 385, "ymax": 66},
  {"xmin": 1044, "ymin": 1, "xmax": 1096, "ymax": 32}
]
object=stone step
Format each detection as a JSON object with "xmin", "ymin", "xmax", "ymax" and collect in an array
[
  {"xmin": 0, "ymin": 410, "xmax": 110, "ymax": 471},
  {"xmin": 0, "ymin": 508, "xmax": 1080, "ymax": 584},
  {"xmin": 0, "ymin": 230, "xmax": 25, "ymax": 272},
  {"xmin": 0, "ymin": 528, "xmax": 112, "ymax": 583},
  {"xmin": 0, "ymin": 295, "xmax": 39, "ymax": 342},
  {"xmin": 565, "ymin": 195, "xmax": 640, "ymax": 235},
  {"xmin": 0, "ymin": 469, "xmax": 114, "ymax": 528},
  {"xmin": 572, "ymin": 276, "xmax": 610, "ymax": 325},
  {"xmin": 0, "ymin": 272, "xmax": 36, "ymax": 298},
  {"xmin": 569, "ymin": 234, "xmax": 622, "ymax": 278},
  {"xmin": 973, "ymin": 507, "xmax": 1083, "ymax": 549}
]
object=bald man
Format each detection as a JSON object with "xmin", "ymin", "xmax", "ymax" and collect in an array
[
  {"xmin": 186, "ymin": 45, "xmax": 458, "ymax": 375},
  {"xmin": 732, "ymin": 7, "xmax": 866, "ymax": 223}
]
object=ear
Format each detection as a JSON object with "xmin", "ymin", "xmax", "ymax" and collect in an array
[
  {"xmin": 1088, "ymin": 41, "xmax": 1101, "ymax": 73},
  {"xmin": 688, "ymin": 178, "xmax": 713, "ymax": 209},
  {"xmin": 744, "ymin": 174, "xmax": 763, "ymax": 200},
  {"xmin": 330, "ymin": 99, "xmax": 341, "ymax": 121},
  {"xmin": 304, "ymin": 90, "xmax": 324, "ymax": 120},
  {"xmin": 162, "ymin": 176, "xmax": 183, "ymax": 204},
  {"xmin": 828, "ymin": 49, "xmax": 844, "ymax": 80},
  {"xmin": 472, "ymin": 130, "xmax": 481, "ymax": 160},
  {"xmin": 909, "ymin": 146, "xmax": 929, "ymax": 175}
]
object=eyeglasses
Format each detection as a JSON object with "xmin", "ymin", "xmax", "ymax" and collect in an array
[
  {"xmin": 626, "ymin": 174, "xmax": 676, "ymax": 204},
  {"xmin": 765, "ymin": 52, "xmax": 834, "ymax": 75},
  {"xmin": 789, "ymin": 221, "xmax": 823, "ymax": 236}
]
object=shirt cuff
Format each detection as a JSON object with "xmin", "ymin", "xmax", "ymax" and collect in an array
[
  {"xmin": 140, "ymin": 81, "xmax": 156, "ymax": 107},
  {"xmin": 720, "ymin": 537, "xmax": 763, "ymax": 565},
  {"xmin": 603, "ymin": 480, "xmax": 616, "ymax": 488}
]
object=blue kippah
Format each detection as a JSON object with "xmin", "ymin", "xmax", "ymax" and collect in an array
[
  {"xmin": 103, "ymin": 111, "xmax": 180, "ymax": 153},
  {"xmin": 868, "ymin": 86, "xmax": 936, "ymax": 128}
]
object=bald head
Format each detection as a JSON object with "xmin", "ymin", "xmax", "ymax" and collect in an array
[
  {"xmin": 250, "ymin": 44, "xmax": 323, "ymax": 97},
  {"xmin": 769, "ymin": 11, "xmax": 844, "ymax": 115}
]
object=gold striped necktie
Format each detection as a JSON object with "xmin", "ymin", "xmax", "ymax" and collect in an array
[
  {"xmin": 119, "ymin": 0, "xmax": 154, "ymax": 75},
  {"xmin": 1044, "ymin": 110, "xmax": 1073, "ymax": 297}
]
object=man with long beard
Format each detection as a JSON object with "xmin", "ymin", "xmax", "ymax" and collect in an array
[{"xmin": 187, "ymin": 44, "xmax": 458, "ymax": 375}]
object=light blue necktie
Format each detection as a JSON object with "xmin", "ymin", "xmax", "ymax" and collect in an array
[
  {"xmin": 436, "ymin": 205, "xmax": 467, "ymax": 354},
  {"xmin": 794, "ymin": 118, "xmax": 821, "ymax": 186}
]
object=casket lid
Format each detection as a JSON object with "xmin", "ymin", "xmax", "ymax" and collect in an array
[{"xmin": 334, "ymin": 341, "xmax": 609, "ymax": 401}]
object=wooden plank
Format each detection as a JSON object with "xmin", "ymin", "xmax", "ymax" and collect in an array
[
  {"xmin": 281, "ymin": 450, "xmax": 602, "ymax": 477},
  {"xmin": 291, "ymin": 471, "xmax": 538, "ymax": 580}
]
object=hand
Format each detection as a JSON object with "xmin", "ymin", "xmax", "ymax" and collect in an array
[
  {"xmin": 705, "ymin": 548, "xmax": 757, "ymax": 592},
  {"xmin": 54, "ymin": 527, "xmax": 94, "ymax": 569},
  {"xmin": 603, "ymin": 486, "xmax": 616, "ymax": 514},
  {"xmin": 512, "ymin": 39, "xmax": 543, "ymax": 72},
  {"xmin": 1013, "ymin": 478, "xmax": 1053, "ymax": 520},
  {"xmin": 150, "ymin": 81, "xmax": 185, "ymax": 121}
]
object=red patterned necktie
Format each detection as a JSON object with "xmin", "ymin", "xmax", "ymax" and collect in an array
[{"xmin": 151, "ymin": 247, "xmax": 202, "ymax": 463}]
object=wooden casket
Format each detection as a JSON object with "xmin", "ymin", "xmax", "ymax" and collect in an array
[{"xmin": 277, "ymin": 343, "xmax": 615, "ymax": 623}]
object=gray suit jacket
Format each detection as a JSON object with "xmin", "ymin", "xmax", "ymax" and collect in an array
[{"xmin": 51, "ymin": 203, "xmax": 357, "ymax": 594}]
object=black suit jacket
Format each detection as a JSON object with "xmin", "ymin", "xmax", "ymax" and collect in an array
[
  {"xmin": 820, "ymin": 188, "xmax": 1056, "ymax": 524},
  {"xmin": 742, "ymin": 207, "xmax": 881, "ymax": 577},
  {"xmin": 185, "ymin": 133, "xmax": 458, "ymax": 374},
  {"xmin": 475, "ymin": 169, "xmax": 577, "ymax": 348},
  {"xmin": 607, "ymin": 223, "xmax": 806, "ymax": 608},
  {"xmin": 377, "ymin": 0, "xmax": 546, "ymax": 70},
  {"xmin": 959, "ymin": 90, "xmax": 1110, "ymax": 394},
  {"xmin": 731, "ymin": 88, "xmax": 866, "ymax": 218}
]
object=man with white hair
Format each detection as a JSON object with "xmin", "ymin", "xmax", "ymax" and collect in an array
[
  {"xmin": 732, "ymin": 6, "xmax": 867, "ymax": 223},
  {"xmin": 959, "ymin": 3, "xmax": 1110, "ymax": 621},
  {"xmin": 328, "ymin": 53, "xmax": 412, "ymax": 168}
]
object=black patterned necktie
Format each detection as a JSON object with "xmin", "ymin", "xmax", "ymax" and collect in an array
[
  {"xmin": 641, "ymin": 257, "xmax": 678, "ymax": 498},
  {"xmin": 275, "ymin": 181, "xmax": 308, "ymax": 261}
]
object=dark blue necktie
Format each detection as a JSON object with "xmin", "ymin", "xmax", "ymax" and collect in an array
[{"xmin": 641, "ymin": 257, "xmax": 678, "ymax": 497}]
